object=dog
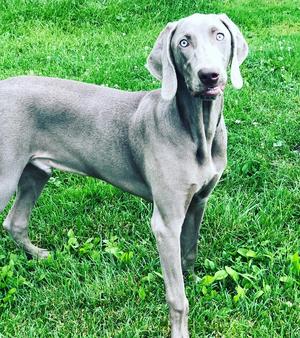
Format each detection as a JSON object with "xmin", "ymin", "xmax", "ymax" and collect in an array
[{"xmin": 0, "ymin": 13, "xmax": 248, "ymax": 337}]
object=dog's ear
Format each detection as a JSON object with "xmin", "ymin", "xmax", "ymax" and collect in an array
[
  {"xmin": 146, "ymin": 22, "xmax": 178, "ymax": 100},
  {"xmin": 219, "ymin": 14, "xmax": 248, "ymax": 89}
]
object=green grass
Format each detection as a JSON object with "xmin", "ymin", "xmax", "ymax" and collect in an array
[{"xmin": 0, "ymin": 0, "xmax": 299, "ymax": 337}]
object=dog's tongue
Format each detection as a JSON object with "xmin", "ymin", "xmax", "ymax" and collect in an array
[{"xmin": 203, "ymin": 86, "xmax": 222, "ymax": 96}]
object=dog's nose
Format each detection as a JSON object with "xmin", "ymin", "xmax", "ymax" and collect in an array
[{"xmin": 198, "ymin": 68, "xmax": 220, "ymax": 86}]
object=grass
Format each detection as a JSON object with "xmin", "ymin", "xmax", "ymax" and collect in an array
[{"xmin": 0, "ymin": 0, "xmax": 299, "ymax": 337}]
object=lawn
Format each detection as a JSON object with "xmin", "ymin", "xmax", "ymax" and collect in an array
[{"xmin": 0, "ymin": 0, "xmax": 299, "ymax": 337}]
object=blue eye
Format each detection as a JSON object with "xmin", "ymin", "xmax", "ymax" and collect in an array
[
  {"xmin": 216, "ymin": 32, "xmax": 225, "ymax": 41},
  {"xmin": 179, "ymin": 39, "xmax": 189, "ymax": 48}
]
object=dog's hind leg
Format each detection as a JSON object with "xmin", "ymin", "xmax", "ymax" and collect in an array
[
  {"xmin": 0, "ymin": 175, "xmax": 20, "ymax": 212},
  {"xmin": 3, "ymin": 163, "xmax": 51, "ymax": 258}
]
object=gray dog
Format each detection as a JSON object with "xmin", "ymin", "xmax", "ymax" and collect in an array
[{"xmin": 0, "ymin": 13, "xmax": 248, "ymax": 337}]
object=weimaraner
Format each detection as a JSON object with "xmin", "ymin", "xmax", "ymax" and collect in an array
[{"xmin": 0, "ymin": 13, "xmax": 248, "ymax": 337}]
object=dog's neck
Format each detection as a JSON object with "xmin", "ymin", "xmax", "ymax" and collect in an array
[{"xmin": 175, "ymin": 76, "xmax": 223, "ymax": 161}]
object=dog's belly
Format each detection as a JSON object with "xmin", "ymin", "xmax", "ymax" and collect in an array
[
  {"xmin": 31, "ymin": 156, "xmax": 88, "ymax": 176},
  {"xmin": 30, "ymin": 153, "xmax": 152, "ymax": 201}
]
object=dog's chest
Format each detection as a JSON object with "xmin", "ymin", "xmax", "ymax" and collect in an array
[{"xmin": 193, "ymin": 148, "xmax": 226, "ymax": 199}]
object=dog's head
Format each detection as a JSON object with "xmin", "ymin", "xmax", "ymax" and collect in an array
[{"xmin": 146, "ymin": 13, "xmax": 248, "ymax": 101}]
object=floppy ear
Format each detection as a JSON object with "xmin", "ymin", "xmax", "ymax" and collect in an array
[
  {"xmin": 146, "ymin": 22, "xmax": 178, "ymax": 100},
  {"xmin": 219, "ymin": 14, "xmax": 249, "ymax": 89}
]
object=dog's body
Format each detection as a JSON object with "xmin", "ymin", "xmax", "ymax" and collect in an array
[
  {"xmin": 1, "ymin": 76, "xmax": 149, "ymax": 196},
  {"xmin": 0, "ymin": 14, "xmax": 248, "ymax": 337}
]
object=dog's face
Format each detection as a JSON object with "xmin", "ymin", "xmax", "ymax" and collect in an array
[
  {"xmin": 147, "ymin": 14, "xmax": 248, "ymax": 101},
  {"xmin": 171, "ymin": 14, "xmax": 231, "ymax": 99}
]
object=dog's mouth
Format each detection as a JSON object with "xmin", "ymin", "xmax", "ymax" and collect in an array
[{"xmin": 190, "ymin": 85, "xmax": 225, "ymax": 100}]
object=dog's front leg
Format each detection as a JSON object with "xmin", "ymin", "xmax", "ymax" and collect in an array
[
  {"xmin": 151, "ymin": 203, "xmax": 189, "ymax": 338},
  {"xmin": 180, "ymin": 196, "xmax": 207, "ymax": 274}
]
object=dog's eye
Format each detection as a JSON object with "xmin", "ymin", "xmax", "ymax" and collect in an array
[
  {"xmin": 179, "ymin": 39, "xmax": 189, "ymax": 48},
  {"xmin": 216, "ymin": 33, "xmax": 225, "ymax": 41}
]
